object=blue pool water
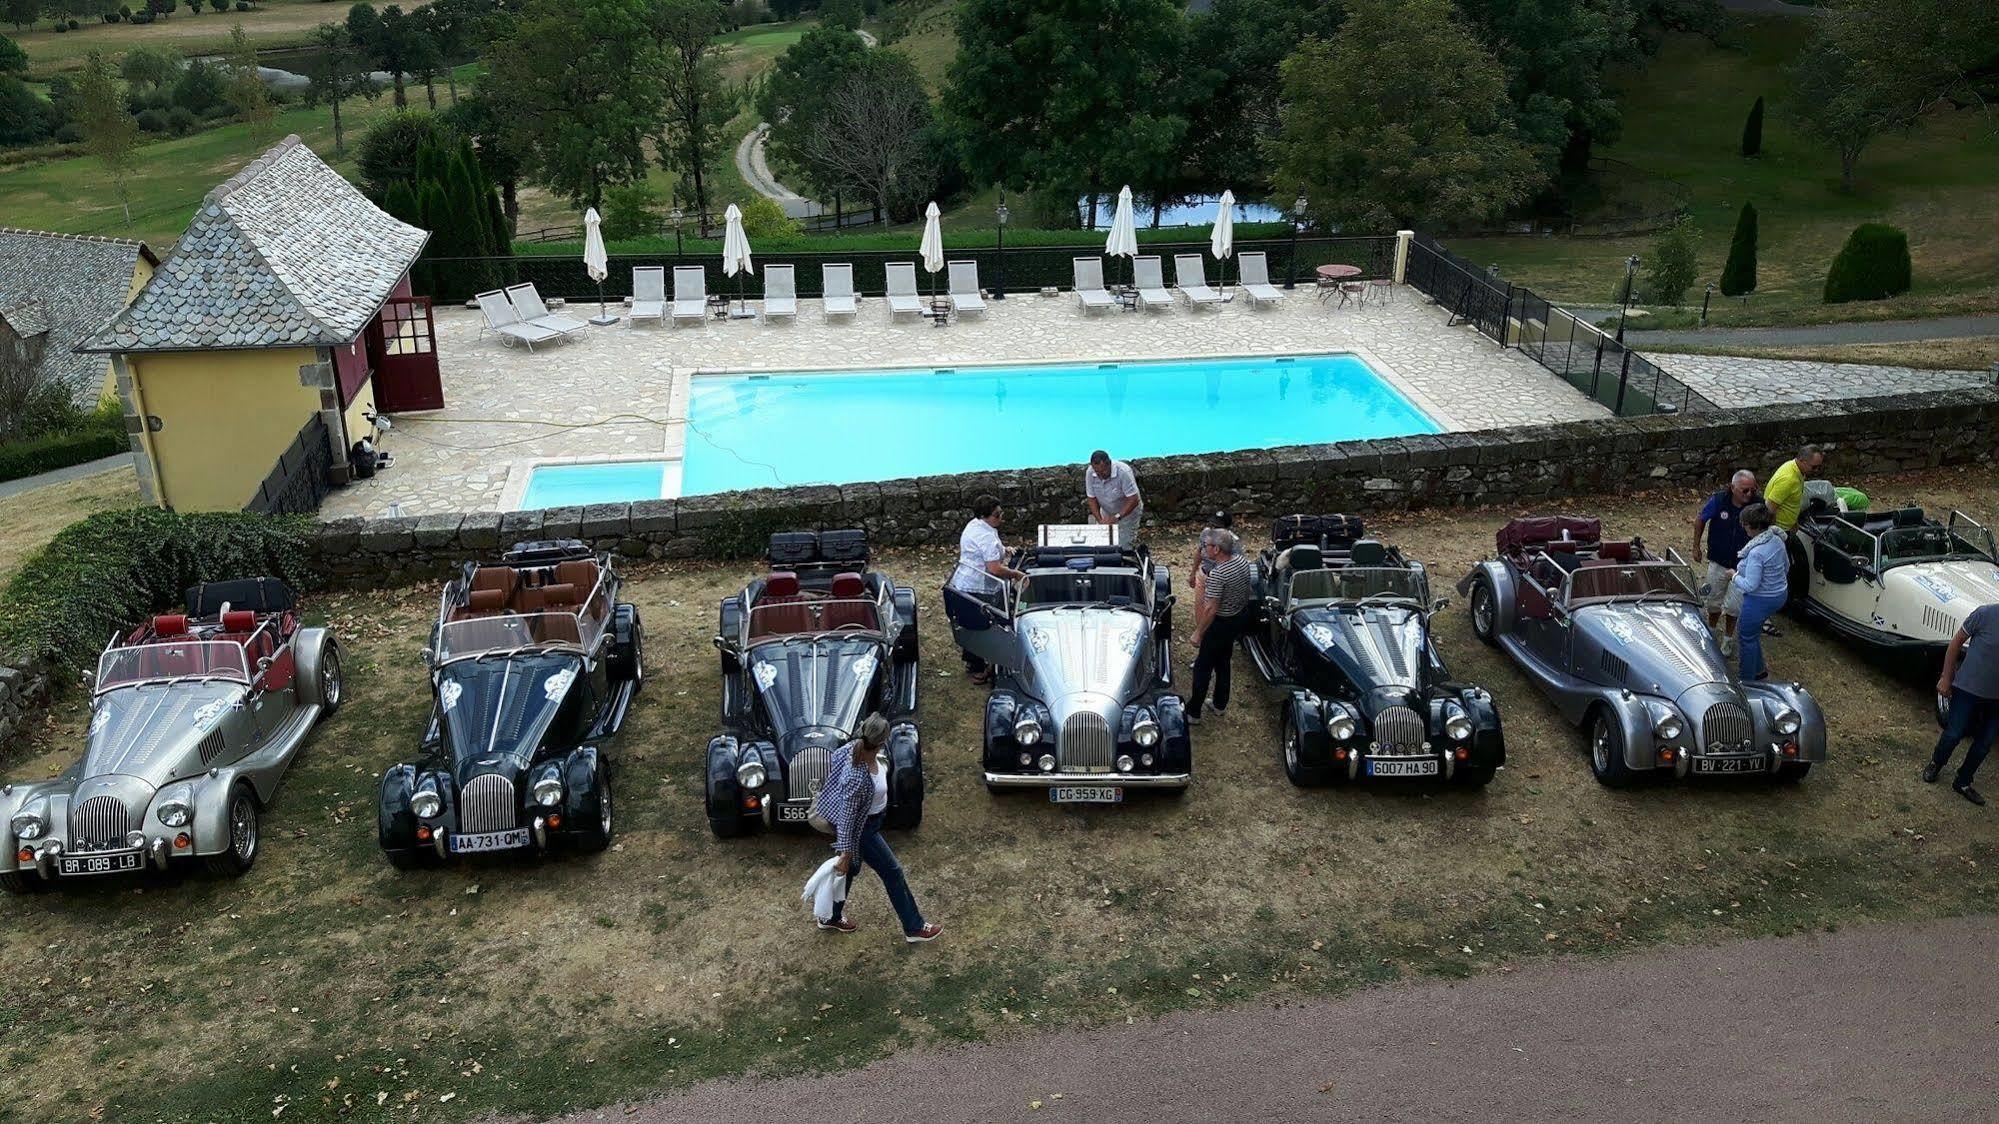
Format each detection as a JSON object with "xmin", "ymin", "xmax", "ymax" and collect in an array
[
  {"xmin": 680, "ymin": 353, "xmax": 1437, "ymax": 496},
  {"xmin": 519, "ymin": 460, "xmax": 668, "ymax": 509}
]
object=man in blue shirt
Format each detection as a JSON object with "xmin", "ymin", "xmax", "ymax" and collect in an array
[
  {"xmin": 1924, "ymin": 603, "xmax": 1999, "ymax": 806},
  {"xmin": 1693, "ymin": 469, "xmax": 1758, "ymax": 657},
  {"xmin": 1726, "ymin": 503, "xmax": 1788, "ymax": 682}
]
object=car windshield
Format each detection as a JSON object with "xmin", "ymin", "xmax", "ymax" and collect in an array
[
  {"xmin": 436, "ymin": 610, "xmax": 600, "ymax": 663},
  {"xmin": 1565, "ymin": 562, "xmax": 1697, "ymax": 605},
  {"xmin": 745, "ymin": 596, "xmax": 884, "ymax": 642},
  {"xmin": 96, "ymin": 641, "xmax": 251, "ymax": 691},
  {"xmin": 1883, "ymin": 524, "xmax": 1996, "ymax": 566},
  {"xmin": 1018, "ymin": 569, "xmax": 1148, "ymax": 610},
  {"xmin": 1288, "ymin": 567, "xmax": 1429, "ymax": 606}
]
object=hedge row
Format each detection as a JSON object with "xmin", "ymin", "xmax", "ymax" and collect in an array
[
  {"xmin": 0, "ymin": 509, "xmax": 318, "ymax": 677},
  {"xmin": 0, "ymin": 427, "xmax": 127, "ymax": 485}
]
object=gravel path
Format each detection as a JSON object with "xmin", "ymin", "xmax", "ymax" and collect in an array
[
  {"xmin": 1628, "ymin": 315, "xmax": 1999, "ymax": 349},
  {"xmin": 554, "ymin": 915, "xmax": 1999, "ymax": 1123},
  {"xmin": 0, "ymin": 453, "xmax": 126, "ymax": 502}
]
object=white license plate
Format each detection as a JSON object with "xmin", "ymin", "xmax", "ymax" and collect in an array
[
  {"xmin": 1050, "ymin": 787, "xmax": 1124, "ymax": 804},
  {"xmin": 59, "ymin": 850, "xmax": 143, "ymax": 876},
  {"xmin": 1367, "ymin": 758, "xmax": 1439, "ymax": 777},
  {"xmin": 776, "ymin": 803, "xmax": 810, "ymax": 822},
  {"xmin": 1694, "ymin": 756, "xmax": 1766, "ymax": 774},
  {"xmin": 450, "ymin": 828, "xmax": 530, "ymax": 853}
]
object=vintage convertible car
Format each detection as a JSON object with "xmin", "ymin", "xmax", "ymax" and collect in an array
[
  {"xmin": 1242, "ymin": 515, "xmax": 1504, "ymax": 787},
  {"xmin": 377, "ymin": 540, "xmax": 642, "ymax": 868},
  {"xmin": 950, "ymin": 533, "xmax": 1191, "ymax": 802},
  {"xmin": 705, "ymin": 530, "xmax": 922, "ymax": 837},
  {"xmin": 1459, "ymin": 516, "xmax": 1826, "ymax": 786},
  {"xmin": 1787, "ymin": 483, "xmax": 1997, "ymax": 685},
  {"xmin": 2, "ymin": 579, "xmax": 342, "ymax": 892}
]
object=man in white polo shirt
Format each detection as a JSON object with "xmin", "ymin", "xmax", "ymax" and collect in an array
[
  {"xmin": 944, "ymin": 494, "xmax": 1026, "ymax": 684},
  {"xmin": 1084, "ymin": 450, "xmax": 1143, "ymax": 546}
]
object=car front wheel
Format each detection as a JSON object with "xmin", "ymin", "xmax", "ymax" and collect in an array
[
  {"xmin": 575, "ymin": 767, "xmax": 614, "ymax": 852},
  {"xmin": 204, "ymin": 784, "xmax": 261, "ymax": 877},
  {"xmin": 0, "ymin": 871, "xmax": 47, "ymax": 895},
  {"xmin": 1588, "ymin": 709, "xmax": 1635, "ymax": 788},
  {"xmin": 1469, "ymin": 580, "xmax": 1498, "ymax": 646}
]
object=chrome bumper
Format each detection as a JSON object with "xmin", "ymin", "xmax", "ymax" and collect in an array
[{"xmin": 981, "ymin": 772, "xmax": 1191, "ymax": 788}]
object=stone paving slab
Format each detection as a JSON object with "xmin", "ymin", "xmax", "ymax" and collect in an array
[
  {"xmin": 1645, "ymin": 352, "xmax": 1992, "ymax": 409},
  {"xmin": 322, "ymin": 287, "xmax": 1606, "ymax": 518}
]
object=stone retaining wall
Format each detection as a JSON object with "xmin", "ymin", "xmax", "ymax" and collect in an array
[
  {"xmin": 0, "ymin": 651, "xmax": 53, "ymax": 752},
  {"xmin": 310, "ymin": 387, "xmax": 1999, "ymax": 584}
]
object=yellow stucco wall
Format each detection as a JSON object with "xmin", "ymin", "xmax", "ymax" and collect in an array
[
  {"xmin": 127, "ymin": 347, "xmax": 321, "ymax": 512},
  {"xmin": 91, "ymin": 255, "xmax": 157, "ymax": 407},
  {"xmin": 342, "ymin": 377, "xmax": 376, "ymax": 452}
]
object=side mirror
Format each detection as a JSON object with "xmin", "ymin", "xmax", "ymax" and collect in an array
[
  {"xmin": 1550, "ymin": 603, "xmax": 1570, "ymax": 624},
  {"xmin": 257, "ymin": 655, "xmax": 274, "ymax": 673},
  {"xmin": 1431, "ymin": 597, "xmax": 1452, "ymax": 613},
  {"xmin": 712, "ymin": 634, "xmax": 726, "ymax": 650},
  {"xmin": 419, "ymin": 649, "xmax": 436, "ymax": 668},
  {"xmin": 82, "ymin": 669, "xmax": 96, "ymax": 690}
]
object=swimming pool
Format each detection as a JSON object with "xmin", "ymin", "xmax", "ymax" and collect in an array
[
  {"xmin": 518, "ymin": 460, "xmax": 677, "ymax": 510},
  {"xmin": 678, "ymin": 352, "xmax": 1438, "ymax": 496}
]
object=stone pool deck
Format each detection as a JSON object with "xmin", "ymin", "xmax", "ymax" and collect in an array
[
  {"xmin": 1645, "ymin": 352, "xmax": 1993, "ymax": 407},
  {"xmin": 324, "ymin": 286, "xmax": 1604, "ymax": 518}
]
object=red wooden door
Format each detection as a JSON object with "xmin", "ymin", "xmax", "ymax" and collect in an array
[{"xmin": 368, "ymin": 296, "xmax": 443, "ymax": 413}]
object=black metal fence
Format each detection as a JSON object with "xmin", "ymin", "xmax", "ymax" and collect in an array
[
  {"xmin": 1403, "ymin": 233, "xmax": 1712, "ymax": 418},
  {"xmin": 418, "ymin": 234, "xmax": 1398, "ymax": 307},
  {"xmin": 246, "ymin": 415, "xmax": 333, "ymax": 516}
]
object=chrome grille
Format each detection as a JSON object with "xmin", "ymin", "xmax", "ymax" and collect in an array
[
  {"xmin": 787, "ymin": 746, "xmax": 831, "ymax": 802},
  {"xmin": 1059, "ymin": 712, "xmax": 1113, "ymax": 772},
  {"xmin": 1372, "ymin": 705, "xmax": 1426, "ymax": 756},
  {"xmin": 71, "ymin": 796, "xmax": 131, "ymax": 851},
  {"xmin": 460, "ymin": 774, "xmax": 517, "ymax": 834},
  {"xmin": 1702, "ymin": 701, "xmax": 1754, "ymax": 754}
]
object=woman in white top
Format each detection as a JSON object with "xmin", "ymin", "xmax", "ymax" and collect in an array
[{"xmin": 942, "ymin": 494, "xmax": 1026, "ymax": 684}]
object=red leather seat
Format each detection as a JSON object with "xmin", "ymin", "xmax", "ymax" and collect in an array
[
  {"xmin": 221, "ymin": 610, "xmax": 258, "ymax": 634},
  {"xmin": 153, "ymin": 614, "xmax": 188, "ymax": 638},
  {"xmin": 820, "ymin": 572, "xmax": 876, "ymax": 631},
  {"xmin": 752, "ymin": 572, "xmax": 810, "ymax": 638}
]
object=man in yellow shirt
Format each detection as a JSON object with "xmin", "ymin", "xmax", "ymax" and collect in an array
[{"xmin": 1764, "ymin": 444, "xmax": 1825, "ymax": 534}]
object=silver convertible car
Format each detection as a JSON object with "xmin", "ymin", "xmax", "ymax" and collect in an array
[
  {"xmin": 1459, "ymin": 516, "xmax": 1826, "ymax": 786},
  {"xmin": 950, "ymin": 535, "xmax": 1191, "ymax": 803},
  {"xmin": 2, "ymin": 579, "xmax": 342, "ymax": 892}
]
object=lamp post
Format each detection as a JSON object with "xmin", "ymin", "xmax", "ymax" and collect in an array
[
  {"xmin": 669, "ymin": 208, "xmax": 684, "ymax": 262},
  {"xmin": 1615, "ymin": 253, "xmax": 1641, "ymax": 343},
  {"xmin": 1700, "ymin": 282, "xmax": 1715, "ymax": 327},
  {"xmin": 1284, "ymin": 193, "xmax": 1307, "ymax": 290},
  {"xmin": 994, "ymin": 191, "xmax": 1010, "ymax": 301}
]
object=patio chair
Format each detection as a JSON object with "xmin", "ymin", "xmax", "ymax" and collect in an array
[
  {"xmin": 947, "ymin": 260, "xmax": 987, "ymax": 315},
  {"xmin": 475, "ymin": 289, "xmax": 561, "ymax": 352},
  {"xmin": 1132, "ymin": 256, "xmax": 1173, "ymax": 311},
  {"xmin": 1173, "ymin": 255, "xmax": 1223, "ymax": 307},
  {"xmin": 630, "ymin": 267, "xmax": 666, "ymax": 327},
  {"xmin": 672, "ymin": 266, "xmax": 708, "ymax": 325},
  {"xmin": 1072, "ymin": 258, "xmax": 1115, "ymax": 313},
  {"xmin": 762, "ymin": 264, "xmax": 797, "ymax": 323},
  {"xmin": 885, "ymin": 263, "xmax": 924, "ymax": 318},
  {"xmin": 1237, "ymin": 252, "xmax": 1283, "ymax": 307},
  {"xmin": 505, "ymin": 283, "xmax": 587, "ymax": 337},
  {"xmin": 822, "ymin": 263, "xmax": 859, "ymax": 320}
]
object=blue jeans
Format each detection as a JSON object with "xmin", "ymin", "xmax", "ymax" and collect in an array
[
  {"xmin": 942, "ymin": 586, "xmax": 992, "ymax": 674},
  {"xmin": 1736, "ymin": 591, "xmax": 1786, "ymax": 680},
  {"xmin": 1932, "ymin": 689, "xmax": 1999, "ymax": 788},
  {"xmin": 831, "ymin": 813, "xmax": 925, "ymax": 934}
]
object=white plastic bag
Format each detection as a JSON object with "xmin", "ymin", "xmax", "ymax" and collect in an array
[{"xmin": 802, "ymin": 854, "xmax": 848, "ymax": 923}]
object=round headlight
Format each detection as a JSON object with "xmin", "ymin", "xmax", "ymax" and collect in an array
[
  {"xmin": 410, "ymin": 791, "xmax": 442, "ymax": 820},
  {"xmin": 1018, "ymin": 751, "xmax": 1033, "ymax": 767},
  {"xmin": 1133, "ymin": 717, "xmax": 1161, "ymax": 747},
  {"xmin": 1140, "ymin": 752, "xmax": 1155, "ymax": 767},
  {"xmin": 1015, "ymin": 716, "xmax": 1042, "ymax": 746},
  {"xmin": 1772, "ymin": 707, "xmax": 1801, "ymax": 736},
  {"xmin": 533, "ymin": 777, "xmax": 565, "ymax": 806},
  {"xmin": 1328, "ymin": 714, "xmax": 1357, "ymax": 741},
  {"xmin": 1037, "ymin": 753, "xmax": 1056, "ymax": 773},
  {"xmin": 157, "ymin": 802, "xmax": 192, "ymax": 829},
  {"xmin": 736, "ymin": 760, "xmax": 767, "ymax": 790},
  {"xmin": 1444, "ymin": 715, "xmax": 1473, "ymax": 741},
  {"xmin": 1654, "ymin": 714, "xmax": 1685, "ymax": 742},
  {"xmin": 9, "ymin": 812, "xmax": 44, "ymax": 841},
  {"xmin": 1116, "ymin": 755, "xmax": 1135, "ymax": 772}
]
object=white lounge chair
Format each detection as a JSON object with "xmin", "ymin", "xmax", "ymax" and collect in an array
[
  {"xmin": 822, "ymin": 263, "xmax": 858, "ymax": 320},
  {"xmin": 1173, "ymin": 255, "xmax": 1223, "ymax": 307},
  {"xmin": 475, "ymin": 289, "xmax": 561, "ymax": 351},
  {"xmin": 672, "ymin": 266, "xmax": 708, "ymax": 325},
  {"xmin": 630, "ymin": 266, "xmax": 666, "ymax": 326},
  {"xmin": 505, "ymin": 283, "xmax": 587, "ymax": 336},
  {"xmin": 1072, "ymin": 258, "xmax": 1116, "ymax": 313},
  {"xmin": 762, "ymin": 264, "xmax": 797, "ymax": 323},
  {"xmin": 1132, "ymin": 256, "xmax": 1173, "ymax": 311},
  {"xmin": 1237, "ymin": 252, "xmax": 1284, "ymax": 307},
  {"xmin": 885, "ymin": 263, "xmax": 924, "ymax": 317},
  {"xmin": 947, "ymin": 260, "xmax": 987, "ymax": 315}
]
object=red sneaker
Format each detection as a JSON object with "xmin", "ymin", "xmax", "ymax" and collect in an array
[
  {"xmin": 905, "ymin": 923, "xmax": 942, "ymax": 944},
  {"xmin": 817, "ymin": 916, "xmax": 856, "ymax": 933}
]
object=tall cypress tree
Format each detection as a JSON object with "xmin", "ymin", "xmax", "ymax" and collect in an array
[
  {"xmin": 445, "ymin": 146, "xmax": 499, "ymax": 295},
  {"xmin": 415, "ymin": 179, "xmax": 449, "ymax": 296},
  {"xmin": 382, "ymin": 180, "xmax": 429, "ymax": 294},
  {"xmin": 1740, "ymin": 96, "xmax": 1764, "ymax": 157},
  {"xmin": 1720, "ymin": 202, "xmax": 1758, "ymax": 296}
]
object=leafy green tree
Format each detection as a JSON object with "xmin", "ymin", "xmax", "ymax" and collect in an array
[
  {"xmin": 1740, "ymin": 95, "xmax": 1763, "ymax": 156},
  {"xmin": 737, "ymin": 192, "xmax": 799, "ymax": 239},
  {"xmin": 442, "ymin": 87, "xmax": 528, "ymax": 227},
  {"xmin": 1179, "ymin": 0, "xmax": 1342, "ymax": 197},
  {"xmin": 1456, "ymin": 0, "xmax": 1637, "ymax": 178},
  {"xmin": 1786, "ymin": 35, "xmax": 1898, "ymax": 193},
  {"xmin": 484, "ymin": 0, "xmax": 660, "ymax": 208},
  {"xmin": 1268, "ymin": 0, "xmax": 1545, "ymax": 230},
  {"xmin": 795, "ymin": 50, "xmax": 941, "ymax": 223},
  {"xmin": 76, "ymin": 51, "xmax": 138, "ymax": 226},
  {"xmin": 119, "ymin": 45, "xmax": 179, "ymax": 88},
  {"xmin": 943, "ymin": 0, "xmax": 1188, "ymax": 228},
  {"xmin": 1645, "ymin": 213, "xmax": 1700, "ymax": 306},
  {"xmin": 757, "ymin": 26, "xmax": 870, "ymax": 210},
  {"xmin": 820, "ymin": 0, "xmax": 861, "ymax": 31},
  {"xmin": 1, "ymin": 32, "xmax": 30, "ymax": 73},
  {"xmin": 170, "ymin": 58, "xmax": 226, "ymax": 115},
  {"xmin": 306, "ymin": 21, "xmax": 374, "ymax": 153},
  {"xmin": 650, "ymin": 0, "xmax": 733, "ymax": 232},
  {"xmin": 0, "ymin": 75, "xmax": 57, "ymax": 146},
  {"xmin": 1719, "ymin": 201, "xmax": 1757, "ymax": 296},
  {"xmin": 600, "ymin": 180, "xmax": 662, "ymax": 241},
  {"xmin": 356, "ymin": 106, "xmax": 454, "ymax": 196},
  {"xmin": 1823, "ymin": 222, "xmax": 1911, "ymax": 303},
  {"xmin": 5, "ymin": 0, "xmax": 38, "ymax": 33},
  {"xmin": 223, "ymin": 23, "xmax": 277, "ymax": 141},
  {"xmin": 348, "ymin": 2, "xmax": 429, "ymax": 109}
]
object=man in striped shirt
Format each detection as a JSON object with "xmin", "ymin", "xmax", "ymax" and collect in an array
[{"xmin": 1188, "ymin": 527, "xmax": 1253, "ymax": 723}]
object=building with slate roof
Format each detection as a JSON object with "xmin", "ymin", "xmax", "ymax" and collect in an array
[
  {"xmin": 0, "ymin": 228, "xmax": 158, "ymax": 412},
  {"xmin": 81, "ymin": 135, "xmax": 431, "ymax": 512}
]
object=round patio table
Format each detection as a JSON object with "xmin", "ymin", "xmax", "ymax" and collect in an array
[{"xmin": 1315, "ymin": 264, "xmax": 1362, "ymax": 282}]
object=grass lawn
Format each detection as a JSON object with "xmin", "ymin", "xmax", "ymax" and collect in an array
[
  {"xmin": 1460, "ymin": 15, "xmax": 1999, "ymax": 329},
  {"xmin": 0, "ymin": 468, "xmax": 140, "ymax": 584},
  {"xmin": 11, "ymin": 0, "xmax": 432, "ymax": 76},
  {"xmin": 1645, "ymin": 337, "xmax": 1999, "ymax": 373},
  {"xmin": 879, "ymin": 1, "xmax": 960, "ymax": 93},
  {"xmin": 3, "ymin": 468, "xmax": 1996, "ymax": 1122}
]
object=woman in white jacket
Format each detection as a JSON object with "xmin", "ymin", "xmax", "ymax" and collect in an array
[{"xmin": 809, "ymin": 713, "xmax": 942, "ymax": 943}]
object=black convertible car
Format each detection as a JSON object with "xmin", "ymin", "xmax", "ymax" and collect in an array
[
  {"xmin": 377, "ymin": 540, "xmax": 643, "ymax": 868},
  {"xmin": 705, "ymin": 530, "xmax": 922, "ymax": 837},
  {"xmin": 1243, "ymin": 515, "xmax": 1505, "ymax": 787}
]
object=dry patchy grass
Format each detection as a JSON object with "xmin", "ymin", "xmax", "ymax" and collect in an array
[
  {"xmin": 0, "ymin": 468, "xmax": 141, "ymax": 583},
  {"xmin": 1647, "ymin": 338, "xmax": 1999, "ymax": 373},
  {"xmin": 3, "ymin": 467, "xmax": 1999, "ymax": 1122}
]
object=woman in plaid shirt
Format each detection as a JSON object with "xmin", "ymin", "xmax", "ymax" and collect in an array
[{"xmin": 810, "ymin": 713, "xmax": 942, "ymax": 942}]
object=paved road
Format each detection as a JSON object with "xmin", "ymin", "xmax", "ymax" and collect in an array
[
  {"xmin": 555, "ymin": 915, "xmax": 1999, "ymax": 1123},
  {"xmin": 732, "ymin": 29, "xmax": 877, "ymax": 221},
  {"xmin": 0, "ymin": 453, "xmax": 127, "ymax": 502},
  {"xmin": 1628, "ymin": 315, "xmax": 1999, "ymax": 349}
]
